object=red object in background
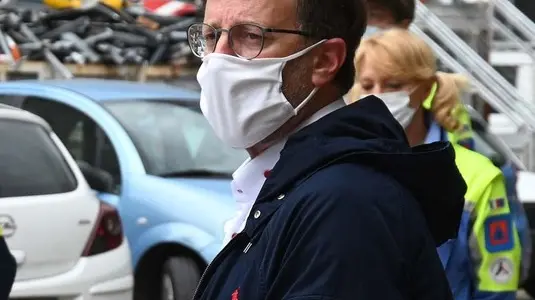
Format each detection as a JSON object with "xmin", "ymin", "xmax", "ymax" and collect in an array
[
  {"xmin": 144, "ymin": 0, "xmax": 198, "ymax": 16},
  {"xmin": 82, "ymin": 202, "xmax": 124, "ymax": 257},
  {"xmin": 0, "ymin": 35, "xmax": 21, "ymax": 64}
]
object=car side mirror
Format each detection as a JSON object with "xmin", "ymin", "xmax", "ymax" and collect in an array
[{"xmin": 76, "ymin": 161, "xmax": 115, "ymax": 193}]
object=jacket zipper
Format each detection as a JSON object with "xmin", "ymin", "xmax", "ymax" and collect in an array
[
  {"xmin": 192, "ymin": 233, "xmax": 249, "ymax": 300},
  {"xmin": 243, "ymin": 231, "xmax": 263, "ymax": 254}
]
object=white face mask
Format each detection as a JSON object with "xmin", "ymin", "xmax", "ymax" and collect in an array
[
  {"xmin": 374, "ymin": 91, "xmax": 416, "ymax": 128},
  {"xmin": 197, "ymin": 41, "xmax": 324, "ymax": 148}
]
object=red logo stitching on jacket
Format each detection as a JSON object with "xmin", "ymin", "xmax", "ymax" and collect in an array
[{"xmin": 231, "ymin": 288, "xmax": 239, "ymax": 300}]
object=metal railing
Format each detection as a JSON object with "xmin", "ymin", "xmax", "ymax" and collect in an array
[
  {"xmin": 492, "ymin": 17, "xmax": 535, "ymax": 59},
  {"xmin": 410, "ymin": 25, "xmax": 527, "ymax": 168},
  {"xmin": 491, "ymin": 0, "xmax": 535, "ymax": 54},
  {"xmin": 414, "ymin": 2, "xmax": 535, "ymax": 130},
  {"xmin": 413, "ymin": 1, "xmax": 535, "ymax": 169},
  {"xmin": 494, "ymin": 0, "xmax": 535, "ymax": 44},
  {"xmin": 410, "ymin": 26, "xmax": 518, "ymax": 122}
]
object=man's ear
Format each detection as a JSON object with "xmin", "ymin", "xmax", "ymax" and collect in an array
[{"xmin": 311, "ymin": 38, "xmax": 346, "ymax": 88}]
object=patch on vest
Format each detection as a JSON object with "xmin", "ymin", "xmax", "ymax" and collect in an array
[
  {"xmin": 484, "ymin": 214, "xmax": 514, "ymax": 253},
  {"xmin": 489, "ymin": 198, "xmax": 506, "ymax": 210},
  {"xmin": 489, "ymin": 257, "xmax": 514, "ymax": 283}
]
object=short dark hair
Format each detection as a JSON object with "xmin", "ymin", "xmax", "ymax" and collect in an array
[
  {"xmin": 296, "ymin": 0, "xmax": 368, "ymax": 95},
  {"xmin": 367, "ymin": 0, "xmax": 415, "ymax": 23}
]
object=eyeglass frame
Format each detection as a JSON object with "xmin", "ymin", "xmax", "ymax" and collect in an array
[{"xmin": 187, "ymin": 22, "xmax": 313, "ymax": 59}]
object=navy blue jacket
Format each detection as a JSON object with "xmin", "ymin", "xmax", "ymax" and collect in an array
[
  {"xmin": 194, "ymin": 96, "xmax": 467, "ymax": 300},
  {"xmin": 0, "ymin": 236, "xmax": 15, "ymax": 299}
]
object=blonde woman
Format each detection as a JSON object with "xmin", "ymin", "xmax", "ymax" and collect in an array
[
  {"xmin": 349, "ymin": 28, "xmax": 522, "ymax": 300},
  {"xmin": 347, "ymin": 34, "xmax": 474, "ymax": 149}
]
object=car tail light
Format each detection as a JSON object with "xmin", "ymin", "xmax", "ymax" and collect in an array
[{"xmin": 82, "ymin": 202, "xmax": 124, "ymax": 257}]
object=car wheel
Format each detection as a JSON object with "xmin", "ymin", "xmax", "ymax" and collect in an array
[{"xmin": 161, "ymin": 256, "xmax": 201, "ymax": 300}]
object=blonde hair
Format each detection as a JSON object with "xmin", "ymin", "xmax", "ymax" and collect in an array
[{"xmin": 348, "ymin": 28, "xmax": 469, "ymax": 132}]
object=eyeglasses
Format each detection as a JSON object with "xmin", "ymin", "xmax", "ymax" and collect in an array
[{"xmin": 187, "ymin": 23, "xmax": 311, "ymax": 60}]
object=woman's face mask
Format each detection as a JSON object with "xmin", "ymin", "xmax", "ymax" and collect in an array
[
  {"xmin": 372, "ymin": 91, "xmax": 416, "ymax": 128},
  {"xmin": 356, "ymin": 57, "xmax": 437, "ymax": 128},
  {"xmin": 359, "ymin": 83, "xmax": 430, "ymax": 128},
  {"xmin": 372, "ymin": 82, "xmax": 437, "ymax": 128}
]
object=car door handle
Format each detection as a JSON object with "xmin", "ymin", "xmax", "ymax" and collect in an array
[{"xmin": 10, "ymin": 250, "xmax": 25, "ymax": 266}]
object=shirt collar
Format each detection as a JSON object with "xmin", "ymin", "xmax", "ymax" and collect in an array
[
  {"xmin": 296, "ymin": 99, "xmax": 346, "ymax": 131},
  {"xmin": 231, "ymin": 98, "xmax": 346, "ymax": 203},
  {"xmin": 425, "ymin": 121, "xmax": 443, "ymax": 143},
  {"xmin": 231, "ymin": 139, "xmax": 285, "ymax": 202}
]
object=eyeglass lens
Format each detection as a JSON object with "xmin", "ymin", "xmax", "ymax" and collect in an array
[{"xmin": 188, "ymin": 23, "xmax": 265, "ymax": 59}]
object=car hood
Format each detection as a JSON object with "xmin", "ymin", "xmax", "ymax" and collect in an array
[
  {"xmin": 129, "ymin": 175, "xmax": 236, "ymax": 241},
  {"xmin": 165, "ymin": 177, "xmax": 235, "ymax": 239},
  {"xmin": 168, "ymin": 177, "xmax": 235, "ymax": 197}
]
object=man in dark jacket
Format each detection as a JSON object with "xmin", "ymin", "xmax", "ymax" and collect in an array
[
  {"xmin": 0, "ymin": 232, "xmax": 16, "ymax": 299},
  {"xmin": 188, "ymin": 0, "xmax": 467, "ymax": 298}
]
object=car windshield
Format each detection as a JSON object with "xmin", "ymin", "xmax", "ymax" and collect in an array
[{"xmin": 103, "ymin": 100, "xmax": 248, "ymax": 177}]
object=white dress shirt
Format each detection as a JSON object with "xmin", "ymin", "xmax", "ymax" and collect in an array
[{"xmin": 222, "ymin": 99, "xmax": 346, "ymax": 246}]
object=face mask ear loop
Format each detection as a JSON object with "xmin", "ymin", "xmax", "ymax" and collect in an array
[
  {"xmin": 294, "ymin": 87, "xmax": 319, "ymax": 114},
  {"xmin": 281, "ymin": 40, "xmax": 326, "ymax": 114},
  {"xmin": 281, "ymin": 39, "xmax": 327, "ymax": 62},
  {"xmin": 422, "ymin": 82, "xmax": 438, "ymax": 110},
  {"xmin": 254, "ymin": 39, "xmax": 327, "ymax": 64}
]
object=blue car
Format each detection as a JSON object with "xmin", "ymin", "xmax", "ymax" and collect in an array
[{"xmin": 0, "ymin": 79, "xmax": 248, "ymax": 300}]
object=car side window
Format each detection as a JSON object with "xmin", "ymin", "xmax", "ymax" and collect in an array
[
  {"xmin": 68, "ymin": 121, "xmax": 84, "ymax": 160},
  {"xmin": 0, "ymin": 119, "xmax": 77, "ymax": 197},
  {"xmin": 0, "ymin": 95, "xmax": 25, "ymax": 108},
  {"xmin": 4, "ymin": 96, "xmax": 122, "ymax": 194}
]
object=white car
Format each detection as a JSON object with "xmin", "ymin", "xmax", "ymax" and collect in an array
[{"xmin": 0, "ymin": 104, "xmax": 133, "ymax": 300}]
